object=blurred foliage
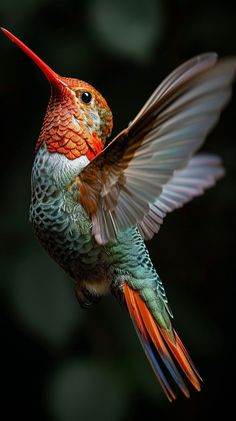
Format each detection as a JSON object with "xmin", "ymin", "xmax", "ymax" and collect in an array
[
  {"xmin": 47, "ymin": 359, "xmax": 129, "ymax": 421},
  {"xmin": 88, "ymin": 0, "xmax": 166, "ymax": 61},
  {"xmin": 0, "ymin": 0, "xmax": 236, "ymax": 420},
  {"xmin": 10, "ymin": 249, "xmax": 82, "ymax": 348}
]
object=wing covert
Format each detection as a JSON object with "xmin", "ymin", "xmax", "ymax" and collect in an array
[{"xmin": 76, "ymin": 54, "xmax": 236, "ymax": 244}]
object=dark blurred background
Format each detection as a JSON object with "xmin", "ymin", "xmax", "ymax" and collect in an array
[{"xmin": 0, "ymin": 0, "xmax": 236, "ymax": 420}]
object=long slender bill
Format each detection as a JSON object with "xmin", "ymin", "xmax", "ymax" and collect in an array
[{"xmin": 1, "ymin": 27, "xmax": 66, "ymax": 87}]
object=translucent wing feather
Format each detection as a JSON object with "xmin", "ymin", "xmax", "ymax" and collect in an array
[
  {"xmin": 138, "ymin": 153, "xmax": 224, "ymax": 239},
  {"xmin": 77, "ymin": 54, "xmax": 236, "ymax": 244}
]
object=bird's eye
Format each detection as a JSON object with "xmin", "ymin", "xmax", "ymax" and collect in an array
[{"xmin": 80, "ymin": 91, "xmax": 92, "ymax": 104}]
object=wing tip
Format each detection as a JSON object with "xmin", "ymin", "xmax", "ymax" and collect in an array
[{"xmin": 196, "ymin": 52, "xmax": 218, "ymax": 65}]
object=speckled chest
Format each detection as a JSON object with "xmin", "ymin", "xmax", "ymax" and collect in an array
[
  {"xmin": 29, "ymin": 145, "xmax": 162, "ymax": 301},
  {"xmin": 29, "ymin": 144, "xmax": 110, "ymax": 281}
]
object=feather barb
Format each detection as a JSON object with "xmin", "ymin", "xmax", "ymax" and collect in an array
[{"xmin": 123, "ymin": 284, "xmax": 201, "ymax": 400}]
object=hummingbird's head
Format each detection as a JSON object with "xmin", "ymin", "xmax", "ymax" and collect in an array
[{"xmin": 1, "ymin": 28, "xmax": 113, "ymax": 161}]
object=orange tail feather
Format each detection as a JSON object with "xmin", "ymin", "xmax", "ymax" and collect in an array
[{"xmin": 123, "ymin": 284, "xmax": 201, "ymax": 401}]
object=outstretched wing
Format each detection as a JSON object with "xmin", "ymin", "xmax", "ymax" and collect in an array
[
  {"xmin": 138, "ymin": 153, "xmax": 224, "ymax": 239},
  {"xmin": 76, "ymin": 53, "xmax": 236, "ymax": 244}
]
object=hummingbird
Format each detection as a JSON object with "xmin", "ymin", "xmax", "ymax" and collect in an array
[{"xmin": 2, "ymin": 28, "xmax": 235, "ymax": 401}]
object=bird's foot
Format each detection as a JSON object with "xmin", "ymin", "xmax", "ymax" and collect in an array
[
  {"xmin": 110, "ymin": 282, "xmax": 126, "ymax": 307},
  {"xmin": 74, "ymin": 285, "xmax": 101, "ymax": 309}
]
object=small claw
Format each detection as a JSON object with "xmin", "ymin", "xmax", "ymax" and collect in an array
[
  {"xmin": 111, "ymin": 283, "xmax": 125, "ymax": 307},
  {"xmin": 74, "ymin": 285, "xmax": 101, "ymax": 309}
]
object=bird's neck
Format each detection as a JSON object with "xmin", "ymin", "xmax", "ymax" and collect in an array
[{"xmin": 32, "ymin": 142, "xmax": 90, "ymax": 191}]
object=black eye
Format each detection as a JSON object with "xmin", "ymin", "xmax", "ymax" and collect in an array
[{"xmin": 80, "ymin": 91, "xmax": 92, "ymax": 104}]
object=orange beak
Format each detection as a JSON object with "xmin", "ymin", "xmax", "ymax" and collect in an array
[{"xmin": 1, "ymin": 28, "xmax": 66, "ymax": 88}]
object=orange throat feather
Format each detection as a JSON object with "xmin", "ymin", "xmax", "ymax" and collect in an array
[{"xmin": 36, "ymin": 90, "xmax": 104, "ymax": 161}]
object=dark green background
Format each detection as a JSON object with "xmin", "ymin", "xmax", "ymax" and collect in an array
[{"xmin": 0, "ymin": 0, "xmax": 235, "ymax": 420}]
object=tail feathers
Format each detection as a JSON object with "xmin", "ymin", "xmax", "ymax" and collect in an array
[{"xmin": 123, "ymin": 284, "xmax": 201, "ymax": 401}]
